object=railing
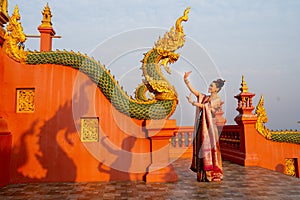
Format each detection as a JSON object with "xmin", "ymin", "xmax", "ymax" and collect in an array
[
  {"xmin": 170, "ymin": 126, "xmax": 194, "ymax": 158},
  {"xmin": 218, "ymin": 125, "xmax": 245, "ymax": 165},
  {"xmin": 171, "ymin": 126, "xmax": 194, "ymax": 148},
  {"xmin": 219, "ymin": 125, "xmax": 241, "ymax": 150},
  {"xmin": 170, "ymin": 125, "xmax": 243, "ymax": 159}
]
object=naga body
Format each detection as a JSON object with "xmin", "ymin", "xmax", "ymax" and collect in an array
[{"xmin": 3, "ymin": 5, "xmax": 190, "ymax": 120}]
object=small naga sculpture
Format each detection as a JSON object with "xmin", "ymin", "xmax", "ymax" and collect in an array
[
  {"xmin": 3, "ymin": 5, "xmax": 27, "ymax": 62},
  {"xmin": 4, "ymin": 6, "xmax": 190, "ymax": 120},
  {"xmin": 255, "ymin": 95, "xmax": 300, "ymax": 144}
]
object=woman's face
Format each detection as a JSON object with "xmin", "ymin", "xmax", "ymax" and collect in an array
[{"xmin": 208, "ymin": 82, "xmax": 218, "ymax": 93}]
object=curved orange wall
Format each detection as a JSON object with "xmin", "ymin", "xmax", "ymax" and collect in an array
[{"xmin": 0, "ymin": 48, "xmax": 151, "ymax": 184}]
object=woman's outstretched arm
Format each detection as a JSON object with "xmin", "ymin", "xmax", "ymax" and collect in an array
[{"xmin": 184, "ymin": 71, "xmax": 203, "ymax": 99}]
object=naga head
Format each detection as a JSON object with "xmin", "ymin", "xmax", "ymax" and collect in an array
[
  {"xmin": 155, "ymin": 7, "xmax": 190, "ymax": 74},
  {"xmin": 4, "ymin": 5, "xmax": 27, "ymax": 62},
  {"xmin": 137, "ymin": 7, "xmax": 190, "ymax": 108},
  {"xmin": 255, "ymin": 95, "xmax": 268, "ymax": 124}
]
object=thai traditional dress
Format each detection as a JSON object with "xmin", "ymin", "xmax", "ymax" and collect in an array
[{"xmin": 190, "ymin": 95, "xmax": 223, "ymax": 182}]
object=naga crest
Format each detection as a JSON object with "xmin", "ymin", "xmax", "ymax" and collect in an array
[
  {"xmin": 3, "ymin": 5, "xmax": 27, "ymax": 62},
  {"xmin": 155, "ymin": 6, "xmax": 190, "ymax": 73}
]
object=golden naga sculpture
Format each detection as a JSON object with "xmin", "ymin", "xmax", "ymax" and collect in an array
[
  {"xmin": 255, "ymin": 95, "xmax": 300, "ymax": 144},
  {"xmin": 255, "ymin": 95, "xmax": 272, "ymax": 139},
  {"xmin": 3, "ymin": 5, "xmax": 191, "ymax": 120},
  {"xmin": 3, "ymin": 5, "xmax": 27, "ymax": 62}
]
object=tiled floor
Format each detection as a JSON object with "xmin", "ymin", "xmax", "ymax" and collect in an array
[{"xmin": 1, "ymin": 158, "xmax": 300, "ymax": 199}]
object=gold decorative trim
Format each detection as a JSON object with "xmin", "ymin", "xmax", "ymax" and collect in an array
[
  {"xmin": 285, "ymin": 158, "xmax": 297, "ymax": 177},
  {"xmin": 219, "ymin": 138, "xmax": 240, "ymax": 143},
  {"xmin": 0, "ymin": 0, "xmax": 8, "ymax": 16},
  {"xmin": 16, "ymin": 88, "xmax": 35, "ymax": 113},
  {"xmin": 80, "ymin": 117, "xmax": 99, "ymax": 142}
]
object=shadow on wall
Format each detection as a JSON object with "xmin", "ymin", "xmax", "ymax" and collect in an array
[
  {"xmin": 98, "ymin": 136, "xmax": 137, "ymax": 181},
  {"xmin": 11, "ymin": 80, "xmax": 93, "ymax": 183},
  {"xmin": 275, "ymin": 164, "xmax": 285, "ymax": 174}
]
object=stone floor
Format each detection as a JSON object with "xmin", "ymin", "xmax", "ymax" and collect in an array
[{"xmin": 1, "ymin": 158, "xmax": 300, "ymax": 200}]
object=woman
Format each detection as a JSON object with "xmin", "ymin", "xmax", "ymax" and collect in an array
[{"xmin": 184, "ymin": 71, "xmax": 225, "ymax": 182}]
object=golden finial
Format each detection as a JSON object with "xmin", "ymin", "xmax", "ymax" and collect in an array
[
  {"xmin": 40, "ymin": 3, "xmax": 52, "ymax": 28},
  {"xmin": 240, "ymin": 75, "xmax": 248, "ymax": 93}
]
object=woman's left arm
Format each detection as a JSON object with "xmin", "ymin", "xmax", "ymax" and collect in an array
[{"xmin": 186, "ymin": 94, "xmax": 204, "ymax": 108}]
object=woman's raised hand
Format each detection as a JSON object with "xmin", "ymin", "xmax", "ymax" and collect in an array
[
  {"xmin": 184, "ymin": 71, "xmax": 192, "ymax": 84},
  {"xmin": 184, "ymin": 71, "xmax": 192, "ymax": 80}
]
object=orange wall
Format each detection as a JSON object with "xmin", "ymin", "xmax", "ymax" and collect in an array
[
  {"xmin": 0, "ymin": 48, "xmax": 151, "ymax": 184},
  {"xmin": 252, "ymin": 132, "xmax": 300, "ymax": 176},
  {"xmin": 220, "ymin": 124, "xmax": 300, "ymax": 177}
]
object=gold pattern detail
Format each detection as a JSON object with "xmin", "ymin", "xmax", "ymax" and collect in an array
[
  {"xmin": 0, "ymin": 0, "xmax": 8, "ymax": 16},
  {"xmin": 255, "ymin": 95, "xmax": 272, "ymax": 139},
  {"xmin": 285, "ymin": 158, "xmax": 297, "ymax": 177},
  {"xmin": 219, "ymin": 138, "xmax": 240, "ymax": 143},
  {"xmin": 3, "ymin": 5, "xmax": 28, "ymax": 63},
  {"xmin": 81, "ymin": 118, "xmax": 99, "ymax": 142},
  {"xmin": 240, "ymin": 75, "xmax": 248, "ymax": 93},
  {"xmin": 16, "ymin": 88, "xmax": 35, "ymax": 113},
  {"xmin": 40, "ymin": 3, "xmax": 52, "ymax": 28},
  {"xmin": 270, "ymin": 130, "xmax": 300, "ymax": 135}
]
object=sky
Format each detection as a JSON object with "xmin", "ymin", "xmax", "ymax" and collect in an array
[{"xmin": 7, "ymin": 0, "xmax": 300, "ymax": 130}]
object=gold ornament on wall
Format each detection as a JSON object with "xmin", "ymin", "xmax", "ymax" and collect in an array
[
  {"xmin": 285, "ymin": 158, "xmax": 297, "ymax": 177},
  {"xmin": 16, "ymin": 88, "xmax": 35, "ymax": 113},
  {"xmin": 80, "ymin": 117, "xmax": 99, "ymax": 142}
]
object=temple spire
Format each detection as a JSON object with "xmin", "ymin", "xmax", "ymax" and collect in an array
[
  {"xmin": 234, "ymin": 75, "xmax": 257, "ymax": 125},
  {"xmin": 38, "ymin": 3, "xmax": 55, "ymax": 51},
  {"xmin": 40, "ymin": 3, "xmax": 52, "ymax": 28},
  {"xmin": 240, "ymin": 75, "xmax": 248, "ymax": 93}
]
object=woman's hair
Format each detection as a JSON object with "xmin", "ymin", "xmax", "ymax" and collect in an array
[{"xmin": 213, "ymin": 79, "xmax": 226, "ymax": 92}]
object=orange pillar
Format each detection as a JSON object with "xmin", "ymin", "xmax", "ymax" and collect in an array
[
  {"xmin": 38, "ymin": 3, "xmax": 55, "ymax": 52},
  {"xmin": 38, "ymin": 27, "xmax": 55, "ymax": 52},
  {"xmin": 0, "ymin": 117, "xmax": 12, "ymax": 188},
  {"xmin": 0, "ymin": 13, "xmax": 10, "ymax": 187},
  {"xmin": 234, "ymin": 75, "xmax": 259, "ymax": 166},
  {"xmin": 145, "ymin": 119, "xmax": 178, "ymax": 182}
]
